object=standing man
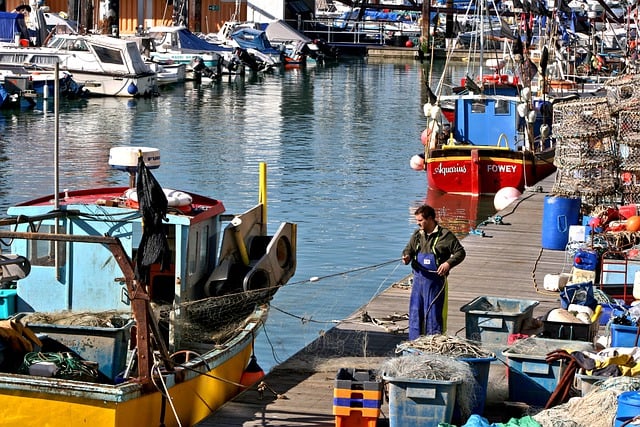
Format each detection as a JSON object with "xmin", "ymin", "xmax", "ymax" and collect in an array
[{"xmin": 402, "ymin": 204, "xmax": 466, "ymax": 340}]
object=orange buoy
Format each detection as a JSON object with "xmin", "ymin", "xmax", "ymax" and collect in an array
[
  {"xmin": 240, "ymin": 355, "xmax": 265, "ymax": 387},
  {"xmin": 626, "ymin": 216, "xmax": 640, "ymax": 232}
]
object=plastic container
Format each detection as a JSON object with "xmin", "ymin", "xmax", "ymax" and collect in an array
[
  {"xmin": 27, "ymin": 318, "xmax": 134, "ymax": 381},
  {"xmin": 452, "ymin": 356, "xmax": 496, "ymax": 422},
  {"xmin": 460, "ymin": 296, "xmax": 539, "ymax": 345},
  {"xmin": 503, "ymin": 337, "xmax": 593, "ymax": 406},
  {"xmin": 541, "ymin": 196, "xmax": 581, "ymax": 250},
  {"xmin": 0, "ymin": 289, "xmax": 17, "ymax": 319},
  {"xmin": 573, "ymin": 249, "xmax": 598, "ymax": 271},
  {"xmin": 575, "ymin": 373, "xmax": 607, "ymax": 396},
  {"xmin": 541, "ymin": 307, "xmax": 600, "ymax": 342},
  {"xmin": 610, "ymin": 323, "xmax": 640, "ymax": 347},
  {"xmin": 615, "ymin": 391, "xmax": 640, "ymax": 427},
  {"xmin": 383, "ymin": 376, "xmax": 460, "ymax": 427},
  {"xmin": 333, "ymin": 368, "xmax": 382, "ymax": 427}
]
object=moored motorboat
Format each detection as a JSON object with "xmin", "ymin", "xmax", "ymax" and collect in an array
[
  {"xmin": 0, "ymin": 146, "xmax": 297, "ymax": 426},
  {"xmin": 0, "ymin": 33, "xmax": 158, "ymax": 97}
]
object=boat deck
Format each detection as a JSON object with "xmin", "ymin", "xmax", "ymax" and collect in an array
[{"xmin": 197, "ymin": 174, "xmax": 574, "ymax": 426}]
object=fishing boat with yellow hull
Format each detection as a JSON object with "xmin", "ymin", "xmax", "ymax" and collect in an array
[{"xmin": 0, "ymin": 146, "xmax": 296, "ymax": 426}]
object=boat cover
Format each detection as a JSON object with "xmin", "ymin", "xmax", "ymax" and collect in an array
[
  {"xmin": 0, "ymin": 12, "xmax": 29, "ymax": 43},
  {"xmin": 231, "ymin": 28, "xmax": 281, "ymax": 55},
  {"xmin": 175, "ymin": 28, "xmax": 229, "ymax": 52},
  {"xmin": 265, "ymin": 20, "xmax": 312, "ymax": 44}
]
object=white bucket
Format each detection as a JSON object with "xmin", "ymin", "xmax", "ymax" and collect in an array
[{"xmin": 633, "ymin": 271, "xmax": 640, "ymax": 300}]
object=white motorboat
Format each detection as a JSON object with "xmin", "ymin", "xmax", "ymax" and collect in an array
[{"xmin": 0, "ymin": 34, "xmax": 158, "ymax": 97}]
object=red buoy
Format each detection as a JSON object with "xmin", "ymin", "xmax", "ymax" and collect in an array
[
  {"xmin": 405, "ymin": 40, "xmax": 414, "ymax": 48},
  {"xmin": 240, "ymin": 355, "xmax": 265, "ymax": 387}
]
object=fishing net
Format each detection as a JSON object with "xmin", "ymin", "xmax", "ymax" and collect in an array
[
  {"xmin": 157, "ymin": 286, "xmax": 278, "ymax": 345},
  {"xmin": 552, "ymin": 98, "xmax": 615, "ymax": 139},
  {"xmin": 21, "ymin": 310, "xmax": 131, "ymax": 328},
  {"xmin": 533, "ymin": 376, "xmax": 640, "ymax": 427},
  {"xmin": 134, "ymin": 155, "xmax": 170, "ymax": 285},
  {"xmin": 380, "ymin": 353, "xmax": 477, "ymax": 419}
]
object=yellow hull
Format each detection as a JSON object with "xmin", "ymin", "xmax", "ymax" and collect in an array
[{"xmin": 0, "ymin": 317, "xmax": 260, "ymax": 427}]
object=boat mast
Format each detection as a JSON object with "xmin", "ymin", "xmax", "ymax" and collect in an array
[{"xmin": 479, "ymin": 0, "xmax": 484, "ymax": 81}]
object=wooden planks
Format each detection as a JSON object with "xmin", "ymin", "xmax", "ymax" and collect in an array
[{"xmin": 197, "ymin": 175, "xmax": 574, "ymax": 426}]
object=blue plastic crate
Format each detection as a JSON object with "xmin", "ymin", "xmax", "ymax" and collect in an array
[
  {"xmin": 503, "ymin": 337, "xmax": 594, "ymax": 407},
  {"xmin": 460, "ymin": 296, "xmax": 539, "ymax": 345},
  {"xmin": 610, "ymin": 323, "xmax": 640, "ymax": 347},
  {"xmin": 27, "ymin": 318, "xmax": 134, "ymax": 381},
  {"xmin": 383, "ymin": 376, "xmax": 460, "ymax": 427},
  {"xmin": 0, "ymin": 289, "xmax": 17, "ymax": 319}
]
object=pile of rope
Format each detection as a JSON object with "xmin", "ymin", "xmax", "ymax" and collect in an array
[
  {"xmin": 379, "ymin": 353, "xmax": 477, "ymax": 419},
  {"xmin": 395, "ymin": 334, "xmax": 494, "ymax": 359}
]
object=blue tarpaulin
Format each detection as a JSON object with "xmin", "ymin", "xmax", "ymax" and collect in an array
[
  {"xmin": 175, "ymin": 28, "xmax": 229, "ymax": 52},
  {"xmin": 231, "ymin": 28, "xmax": 280, "ymax": 55},
  {"xmin": 0, "ymin": 12, "xmax": 28, "ymax": 43}
]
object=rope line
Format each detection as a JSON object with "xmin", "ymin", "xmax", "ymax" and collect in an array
[{"xmin": 285, "ymin": 258, "xmax": 403, "ymax": 286}]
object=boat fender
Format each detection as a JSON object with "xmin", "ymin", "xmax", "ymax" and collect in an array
[
  {"xmin": 423, "ymin": 102, "xmax": 433, "ymax": 118},
  {"xmin": 521, "ymin": 87, "xmax": 531, "ymax": 102},
  {"xmin": 426, "ymin": 120, "xmax": 440, "ymax": 150},
  {"xmin": 541, "ymin": 124, "xmax": 551, "ymax": 139},
  {"xmin": 127, "ymin": 82, "xmax": 138, "ymax": 95},
  {"xmin": 430, "ymin": 105, "xmax": 441, "ymax": 120},
  {"xmin": 517, "ymin": 103, "xmax": 528, "ymax": 118},
  {"xmin": 526, "ymin": 110, "xmax": 537, "ymax": 123},
  {"xmin": 125, "ymin": 188, "xmax": 193, "ymax": 212}
]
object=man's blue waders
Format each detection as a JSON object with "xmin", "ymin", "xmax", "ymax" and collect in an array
[{"xmin": 409, "ymin": 252, "xmax": 446, "ymax": 340}]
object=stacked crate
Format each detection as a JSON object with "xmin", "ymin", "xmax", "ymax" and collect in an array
[{"xmin": 333, "ymin": 368, "xmax": 383, "ymax": 427}]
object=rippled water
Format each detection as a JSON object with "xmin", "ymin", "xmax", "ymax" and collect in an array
[{"xmin": 0, "ymin": 58, "xmax": 496, "ymax": 372}]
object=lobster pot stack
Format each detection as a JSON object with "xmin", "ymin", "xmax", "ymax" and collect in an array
[
  {"xmin": 604, "ymin": 73, "xmax": 640, "ymax": 115},
  {"xmin": 616, "ymin": 109, "xmax": 640, "ymax": 204},
  {"xmin": 551, "ymin": 97, "xmax": 617, "ymax": 207}
]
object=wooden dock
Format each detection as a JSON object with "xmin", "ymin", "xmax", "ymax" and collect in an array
[{"xmin": 197, "ymin": 174, "xmax": 570, "ymax": 426}]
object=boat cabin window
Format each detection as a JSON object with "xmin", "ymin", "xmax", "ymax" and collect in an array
[
  {"xmin": 494, "ymin": 99, "xmax": 509, "ymax": 115},
  {"xmin": 28, "ymin": 55, "xmax": 60, "ymax": 66},
  {"xmin": 0, "ymin": 53, "xmax": 28, "ymax": 64},
  {"xmin": 93, "ymin": 46, "xmax": 125, "ymax": 65},
  {"xmin": 471, "ymin": 100, "xmax": 486, "ymax": 113},
  {"xmin": 28, "ymin": 225, "xmax": 66, "ymax": 266}
]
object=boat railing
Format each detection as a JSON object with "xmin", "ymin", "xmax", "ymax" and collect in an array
[{"xmin": 295, "ymin": 18, "xmax": 416, "ymax": 46}]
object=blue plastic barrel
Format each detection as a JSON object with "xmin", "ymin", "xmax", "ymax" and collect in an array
[
  {"xmin": 541, "ymin": 196, "xmax": 581, "ymax": 250},
  {"xmin": 615, "ymin": 391, "xmax": 640, "ymax": 427}
]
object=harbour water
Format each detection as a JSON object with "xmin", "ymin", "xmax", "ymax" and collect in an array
[{"xmin": 0, "ymin": 57, "xmax": 496, "ymax": 373}]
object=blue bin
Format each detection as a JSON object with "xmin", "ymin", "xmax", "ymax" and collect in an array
[
  {"xmin": 541, "ymin": 196, "xmax": 581, "ymax": 250},
  {"xmin": 452, "ymin": 356, "xmax": 496, "ymax": 423},
  {"xmin": 615, "ymin": 391, "xmax": 640, "ymax": 427},
  {"xmin": 0, "ymin": 289, "xmax": 16, "ymax": 319},
  {"xmin": 503, "ymin": 337, "xmax": 593, "ymax": 407},
  {"xmin": 383, "ymin": 376, "xmax": 460, "ymax": 427}
]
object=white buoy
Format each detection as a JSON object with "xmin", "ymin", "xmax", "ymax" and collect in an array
[{"xmin": 494, "ymin": 187, "xmax": 521, "ymax": 211}]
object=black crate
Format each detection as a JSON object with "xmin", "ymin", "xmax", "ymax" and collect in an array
[{"xmin": 541, "ymin": 319, "xmax": 599, "ymax": 342}]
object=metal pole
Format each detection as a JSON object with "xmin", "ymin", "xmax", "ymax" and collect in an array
[{"xmin": 54, "ymin": 62, "xmax": 61, "ymax": 281}]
